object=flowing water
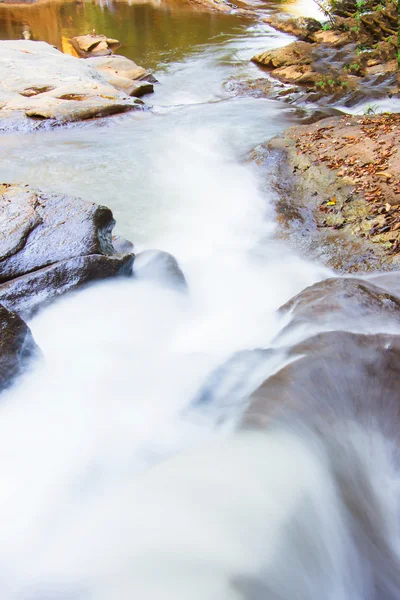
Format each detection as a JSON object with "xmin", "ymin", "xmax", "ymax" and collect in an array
[{"xmin": 0, "ymin": 1, "xmax": 400, "ymax": 598}]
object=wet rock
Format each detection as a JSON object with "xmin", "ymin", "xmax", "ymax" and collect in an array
[
  {"xmin": 312, "ymin": 29, "xmax": 353, "ymax": 47},
  {"xmin": 133, "ymin": 250, "xmax": 187, "ymax": 291},
  {"xmin": 0, "ymin": 254, "xmax": 134, "ymax": 319},
  {"xmin": 0, "ymin": 304, "xmax": 40, "ymax": 392},
  {"xmin": 190, "ymin": 349, "xmax": 272, "ymax": 410},
  {"xmin": 188, "ymin": 0, "xmax": 233, "ymax": 12},
  {"xmin": 263, "ymin": 15, "xmax": 322, "ymax": 41},
  {"xmin": 0, "ymin": 184, "xmax": 115, "ymax": 281},
  {"xmin": 244, "ymin": 331, "xmax": 400, "ymax": 429},
  {"xmin": 279, "ymin": 277, "xmax": 400, "ymax": 335},
  {"xmin": 271, "ymin": 64, "xmax": 315, "ymax": 85},
  {"xmin": 71, "ymin": 33, "xmax": 120, "ymax": 58},
  {"xmin": 0, "ymin": 40, "xmax": 143, "ymax": 128},
  {"xmin": 252, "ymin": 41, "xmax": 313, "ymax": 69},
  {"xmin": 0, "ymin": 184, "xmax": 134, "ymax": 318}
]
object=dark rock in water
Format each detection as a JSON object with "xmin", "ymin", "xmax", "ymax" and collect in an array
[
  {"xmin": 0, "ymin": 184, "xmax": 135, "ymax": 318},
  {"xmin": 0, "ymin": 304, "xmax": 40, "ymax": 393},
  {"xmin": 133, "ymin": 250, "xmax": 187, "ymax": 291},
  {"xmin": 0, "ymin": 254, "xmax": 134, "ymax": 319},
  {"xmin": 0, "ymin": 184, "xmax": 116, "ymax": 282},
  {"xmin": 244, "ymin": 331, "xmax": 400, "ymax": 430},
  {"xmin": 279, "ymin": 276, "xmax": 400, "ymax": 336}
]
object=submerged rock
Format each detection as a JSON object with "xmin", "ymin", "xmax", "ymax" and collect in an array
[
  {"xmin": 71, "ymin": 33, "xmax": 120, "ymax": 58},
  {"xmin": 133, "ymin": 250, "xmax": 187, "ymax": 291},
  {"xmin": 0, "ymin": 184, "xmax": 134, "ymax": 318},
  {"xmin": 0, "ymin": 304, "xmax": 40, "ymax": 393},
  {"xmin": 0, "ymin": 40, "xmax": 144, "ymax": 128},
  {"xmin": 244, "ymin": 331, "xmax": 400, "ymax": 429}
]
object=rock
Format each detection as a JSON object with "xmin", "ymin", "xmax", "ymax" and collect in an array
[
  {"xmin": 251, "ymin": 42, "xmax": 313, "ymax": 69},
  {"xmin": 332, "ymin": 0, "xmax": 357, "ymax": 16},
  {"xmin": 98, "ymin": 73, "xmax": 154, "ymax": 98},
  {"xmin": 271, "ymin": 64, "xmax": 315, "ymax": 84},
  {"xmin": 311, "ymin": 29, "xmax": 353, "ymax": 47},
  {"xmin": 86, "ymin": 55, "xmax": 155, "ymax": 97},
  {"xmin": 187, "ymin": 348, "xmax": 280, "ymax": 425},
  {"xmin": 112, "ymin": 235, "xmax": 135, "ymax": 254},
  {"xmin": 244, "ymin": 331, "xmax": 400, "ymax": 429},
  {"xmin": 223, "ymin": 77, "xmax": 276, "ymax": 99},
  {"xmin": 279, "ymin": 276, "xmax": 400, "ymax": 336},
  {"xmin": 0, "ymin": 41, "xmax": 144, "ymax": 128},
  {"xmin": 263, "ymin": 15, "xmax": 322, "ymax": 41},
  {"xmin": 133, "ymin": 250, "xmax": 187, "ymax": 291},
  {"xmin": 252, "ymin": 41, "xmax": 314, "ymax": 69},
  {"xmin": 70, "ymin": 34, "xmax": 120, "ymax": 58},
  {"xmin": 86, "ymin": 55, "xmax": 149, "ymax": 82},
  {"xmin": 0, "ymin": 254, "xmax": 134, "ymax": 319},
  {"xmin": 0, "ymin": 184, "xmax": 115, "ymax": 281},
  {"xmin": 0, "ymin": 304, "xmax": 40, "ymax": 393},
  {"xmin": 187, "ymin": 0, "xmax": 233, "ymax": 12},
  {"xmin": 0, "ymin": 184, "xmax": 134, "ymax": 318}
]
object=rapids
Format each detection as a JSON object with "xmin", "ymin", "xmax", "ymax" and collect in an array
[{"xmin": 0, "ymin": 2, "xmax": 399, "ymax": 598}]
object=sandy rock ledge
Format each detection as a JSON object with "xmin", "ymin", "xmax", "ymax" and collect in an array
[{"xmin": 0, "ymin": 40, "xmax": 154, "ymax": 129}]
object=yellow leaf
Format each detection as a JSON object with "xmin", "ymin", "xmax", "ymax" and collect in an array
[{"xmin": 326, "ymin": 197, "xmax": 337, "ymax": 206}]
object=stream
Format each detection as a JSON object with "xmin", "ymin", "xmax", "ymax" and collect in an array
[{"xmin": 0, "ymin": 1, "xmax": 399, "ymax": 598}]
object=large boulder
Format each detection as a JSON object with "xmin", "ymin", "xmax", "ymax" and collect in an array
[
  {"xmin": 0, "ymin": 254, "xmax": 133, "ymax": 318},
  {"xmin": 0, "ymin": 304, "xmax": 40, "ymax": 393},
  {"xmin": 0, "ymin": 40, "xmax": 144, "ymax": 128},
  {"xmin": 0, "ymin": 184, "xmax": 135, "ymax": 318},
  {"xmin": 244, "ymin": 330, "xmax": 400, "ymax": 429}
]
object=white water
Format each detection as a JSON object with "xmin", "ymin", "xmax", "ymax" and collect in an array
[{"xmin": 0, "ymin": 13, "xmax": 399, "ymax": 600}]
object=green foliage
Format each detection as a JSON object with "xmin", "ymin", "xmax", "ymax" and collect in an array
[
  {"xmin": 314, "ymin": 76, "xmax": 349, "ymax": 90},
  {"xmin": 344, "ymin": 62, "xmax": 361, "ymax": 71},
  {"xmin": 363, "ymin": 103, "xmax": 379, "ymax": 114},
  {"xmin": 356, "ymin": 43, "xmax": 371, "ymax": 53}
]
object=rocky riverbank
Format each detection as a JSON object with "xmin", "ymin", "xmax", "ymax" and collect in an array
[
  {"xmin": 251, "ymin": 1, "xmax": 398, "ymax": 108},
  {"xmin": 0, "ymin": 40, "xmax": 155, "ymax": 130},
  {"xmin": 249, "ymin": 113, "xmax": 400, "ymax": 272}
]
